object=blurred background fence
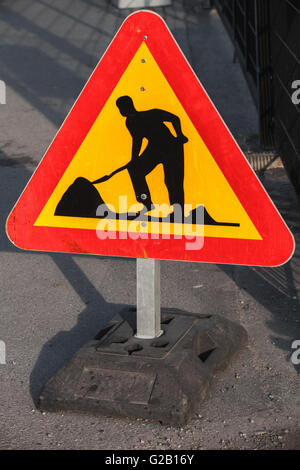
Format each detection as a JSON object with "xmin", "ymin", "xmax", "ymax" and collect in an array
[{"xmin": 214, "ymin": 0, "xmax": 300, "ymax": 197}]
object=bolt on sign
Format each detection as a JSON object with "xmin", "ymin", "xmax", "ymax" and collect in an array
[{"xmin": 6, "ymin": 11, "xmax": 294, "ymax": 266}]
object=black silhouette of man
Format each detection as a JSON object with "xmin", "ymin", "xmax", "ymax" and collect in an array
[{"xmin": 116, "ymin": 96, "xmax": 188, "ymax": 212}]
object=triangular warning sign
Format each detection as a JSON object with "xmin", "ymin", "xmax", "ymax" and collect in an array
[{"xmin": 6, "ymin": 11, "xmax": 294, "ymax": 266}]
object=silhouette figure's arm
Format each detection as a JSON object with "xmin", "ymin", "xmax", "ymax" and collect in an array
[
  {"xmin": 155, "ymin": 110, "xmax": 188, "ymax": 142},
  {"xmin": 131, "ymin": 136, "xmax": 143, "ymax": 161}
]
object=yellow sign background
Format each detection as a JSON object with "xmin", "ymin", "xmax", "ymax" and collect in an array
[{"xmin": 35, "ymin": 42, "xmax": 261, "ymax": 241}]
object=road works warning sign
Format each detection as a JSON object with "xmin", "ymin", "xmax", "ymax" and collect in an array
[{"xmin": 6, "ymin": 11, "xmax": 294, "ymax": 266}]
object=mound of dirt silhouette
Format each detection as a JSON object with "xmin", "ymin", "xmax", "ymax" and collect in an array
[{"xmin": 55, "ymin": 177, "xmax": 105, "ymax": 217}]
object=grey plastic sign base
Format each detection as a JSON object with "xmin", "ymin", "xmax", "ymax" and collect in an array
[{"xmin": 38, "ymin": 308, "xmax": 247, "ymax": 426}]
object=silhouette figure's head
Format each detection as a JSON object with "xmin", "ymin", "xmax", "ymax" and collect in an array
[{"xmin": 116, "ymin": 96, "xmax": 136, "ymax": 117}]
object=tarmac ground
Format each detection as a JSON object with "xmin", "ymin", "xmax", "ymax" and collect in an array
[{"xmin": 0, "ymin": 0, "xmax": 299, "ymax": 450}]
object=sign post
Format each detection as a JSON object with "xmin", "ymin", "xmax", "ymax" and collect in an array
[{"xmin": 136, "ymin": 258, "xmax": 162, "ymax": 339}]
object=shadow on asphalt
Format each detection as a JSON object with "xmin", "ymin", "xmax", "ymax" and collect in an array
[{"xmin": 29, "ymin": 256, "xmax": 127, "ymax": 406}]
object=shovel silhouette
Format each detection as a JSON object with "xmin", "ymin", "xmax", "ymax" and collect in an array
[{"xmin": 92, "ymin": 163, "xmax": 130, "ymax": 185}]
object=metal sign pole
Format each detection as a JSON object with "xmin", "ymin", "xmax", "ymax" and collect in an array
[{"xmin": 135, "ymin": 258, "xmax": 163, "ymax": 339}]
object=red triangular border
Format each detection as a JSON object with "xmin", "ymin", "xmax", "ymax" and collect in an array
[{"xmin": 6, "ymin": 11, "xmax": 294, "ymax": 266}]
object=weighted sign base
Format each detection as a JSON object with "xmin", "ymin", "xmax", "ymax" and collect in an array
[{"xmin": 38, "ymin": 308, "xmax": 247, "ymax": 426}]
